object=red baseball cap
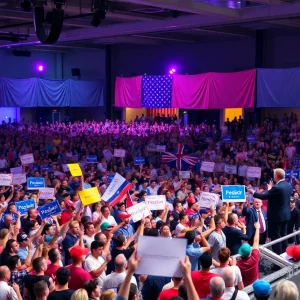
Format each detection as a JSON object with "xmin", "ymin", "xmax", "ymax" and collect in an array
[
  {"xmin": 70, "ymin": 245, "xmax": 89, "ymax": 259},
  {"xmin": 286, "ymin": 245, "xmax": 300, "ymax": 261},
  {"xmin": 187, "ymin": 197, "xmax": 196, "ymax": 204},
  {"xmin": 119, "ymin": 212, "xmax": 131, "ymax": 219},
  {"xmin": 65, "ymin": 200, "xmax": 75, "ymax": 208}
]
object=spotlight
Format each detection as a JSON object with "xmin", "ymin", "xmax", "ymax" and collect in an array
[
  {"xmin": 91, "ymin": 0, "xmax": 107, "ymax": 27},
  {"xmin": 172, "ymin": 68, "xmax": 176, "ymax": 72},
  {"xmin": 38, "ymin": 65, "xmax": 44, "ymax": 72}
]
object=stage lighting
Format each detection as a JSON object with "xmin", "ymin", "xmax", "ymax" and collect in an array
[
  {"xmin": 37, "ymin": 65, "xmax": 44, "ymax": 72},
  {"xmin": 91, "ymin": 0, "xmax": 107, "ymax": 27}
]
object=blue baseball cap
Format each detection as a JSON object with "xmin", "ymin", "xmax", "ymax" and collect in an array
[
  {"xmin": 238, "ymin": 243, "xmax": 252, "ymax": 256},
  {"xmin": 253, "ymin": 280, "xmax": 271, "ymax": 296}
]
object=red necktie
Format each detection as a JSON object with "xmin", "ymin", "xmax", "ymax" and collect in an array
[{"xmin": 257, "ymin": 210, "xmax": 264, "ymax": 233}]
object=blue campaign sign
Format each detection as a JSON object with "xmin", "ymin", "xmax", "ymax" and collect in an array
[
  {"xmin": 41, "ymin": 165, "xmax": 52, "ymax": 173},
  {"xmin": 86, "ymin": 155, "xmax": 97, "ymax": 163},
  {"xmin": 222, "ymin": 136, "xmax": 232, "ymax": 143},
  {"xmin": 294, "ymin": 157, "xmax": 300, "ymax": 168},
  {"xmin": 221, "ymin": 185, "xmax": 246, "ymax": 202},
  {"xmin": 134, "ymin": 157, "xmax": 145, "ymax": 165},
  {"xmin": 246, "ymin": 136, "xmax": 257, "ymax": 142},
  {"xmin": 15, "ymin": 199, "xmax": 36, "ymax": 216},
  {"xmin": 38, "ymin": 200, "xmax": 62, "ymax": 220},
  {"xmin": 27, "ymin": 177, "xmax": 45, "ymax": 189},
  {"xmin": 285, "ymin": 170, "xmax": 300, "ymax": 179}
]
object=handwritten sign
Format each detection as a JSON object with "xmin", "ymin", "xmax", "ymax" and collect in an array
[
  {"xmin": 134, "ymin": 157, "xmax": 145, "ymax": 165},
  {"xmin": 67, "ymin": 163, "xmax": 82, "ymax": 177},
  {"xmin": 27, "ymin": 177, "xmax": 45, "ymax": 189},
  {"xmin": 114, "ymin": 149, "xmax": 125, "ymax": 157},
  {"xmin": 20, "ymin": 153, "xmax": 34, "ymax": 165},
  {"xmin": 0, "ymin": 174, "xmax": 12, "ymax": 186},
  {"xmin": 224, "ymin": 164, "xmax": 237, "ymax": 174},
  {"xmin": 179, "ymin": 171, "xmax": 190, "ymax": 179},
  {"xmin": 39, "ymin": 188, "xmax": 55, "ymax": 199},
  {"xmin": 15, "ymin": 199, "xmax": 36, "ymax": 216},
  {"xmin": 78, "ymin": 187, "xmax": 101, "ymax": 206},
  {"xmin": 86, "ymin": 155, "xmax": 97, "ymax": 163},
  {"xmin": 145, "ymin": 195, "xmax": 166, "ymax": 210},
  {"xmin": 38, "ymin": 200, "xmax": 61, "ymax": 220},
  {"xmin": 198, "ymin": 192, "xmax": 220, "ymax": 208},
  {"xmin": 12, "ymin": 173, "xmax": 27, "ymax": 185},
  {"xmin": 221, "ymin": 185, "xmax": 246, "ymax": 202},
  {"xmin": 200, "ymin": 162, "xmax": 215, "ymax": 173},
  {"xmin": 10, "ymin": 166, "xmax": 22, "ymax": 174},
  {"xmin": 126, "ymin": 202, "xmax": 152, "ymax": 222},
  {"xmin": 246, "ymin": 167, "xmax": 262, "ymax": 178}
]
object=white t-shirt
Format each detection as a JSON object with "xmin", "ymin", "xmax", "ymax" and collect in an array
[
  {"xmin": 0, "ymin": 281, "xmax": 18, "ymax": 300},
  {"xmin": 223, "ymin": 287, "xmax": 250, "ymax": 300},
  {"xmin": 101, "ymin": 216, "xmax": 117, "ymax": 226},
  {"xmin": 102, "ymin": 271, "xmax": 137, "ymax": 292},
  {"xmin": 84, "ymin": 234, "xmax": 95, "ymax": 250},
  {"xmin": 146, "ymin": 186, "xmax": 159, "ymax": 196},
  {"xmin": 84, "ymin": 255, "xmax": 107, "ymax": 288},
  {"xmin": 175, "ymin": 223, "xmax": 188, "ymax": 237},
  {"xmin": 211, "ymin": 265, "xmax": 243, "ymax": 286}
]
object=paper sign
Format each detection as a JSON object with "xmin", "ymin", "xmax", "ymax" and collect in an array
[
  {"xmin": 10, "ymin": 166, "xmax": 22, "ymax": 174},
  {"xmin": 86, "ymin": 155, "xmax": 98, "ymax": 163},
  {"xmin": 246, "ymin": 136, "xmax": 257, "ymax": 143},
  {"xmin": 200, "ymin": 161, "xmax": 215, "ymax": 173},
  {"xmin": 12, "ymin": 173, "xmax": 27, "ymax": 185},
  {"xmin": 27, "ymin": 177, "xmax": 45, "ymax": 189},
  {"xmin": 38, "ymin": 200, "xmax": 62, "ymax": 220},
  {"xmin": 224, "ymin": 165, "xmax": 237, "ymax": 174},
  {"xmin": 247, "ymin": 167, "xmax": 262, "ymax": 178},
  {"xmin": 126, "ymin": 202, "xmax": 152, "ymax": 222},
  {"xmin": 236, "ymin": 152, "xmax": 248, "ymax": 161},
  {"xmin": 155, "ymin": 145, "xmax": 166, "ymax": 152},
  {"xmin": 78, "ymin": 187, "xmax": 101, "ymax": 206},
  {"xmin": 62, "ymin": 164, "xmax": 69, "ymax": 172},
  {"xmin": 134, "ymin": 157, "xmax": 145, "ymax": 165},
  {"xmin": 222, "ymin": 136, "xmax": 232, "ymax": 143},
  {"xmin": 15, "ymin": 199, "xmax": 36, "ymax": 216},
  {"xmin": 114, "ymin": 149, "xmax": 125, "ymax": 157},
  {"xmin": 39, "ymin": 188, "xmax": 55, "ymax": 199},
  {"xmin": 136, "ymin": 236, "xmax": 187, "ymax": 277},
  {"xmin": 145, "ymin": 195, "xmax": 166, "ymax": 210},
  {"xmin": 41, "ymin": 165, "xmax": 52, "ymax": 173},
  {"xmin": 0, "ymin": 174, "xmax": 12, "ymax": 186},
  {"xmin": 198, "ymin": 192, "xmax": 220, "ymax": 208},
  {"xmin": 221, "ymin": 185, "xmax": 246, "ymax": 202},
  {"xmin": 20, "ymin": 153, "xmax": 34, "ymax": 165},
  {"xmin": 179, "ymin": 171, "xmax": 190, "ymax": 179},
  {"xmin": 67, "ymin": 163, "xmax": 82, "ymax": 177}
]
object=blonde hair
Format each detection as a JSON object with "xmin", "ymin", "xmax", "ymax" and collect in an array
[
  {"xmin": 71, "ymin": 289, "xmax": 88, "ymax": 300},
  {"xmin": 70, "ymin": 220, "xmax": 79, "ymax": 228},
  {"xmin": 275, "ymin": 280, "xmax": 299, "ymax": 300},
  {"xmin": 274, "ymin": 168, "xmax": 285, "ymax": 180},
  {"xmin": 100, "ymin": 290, "xmax": 116, "ymax": 300}
]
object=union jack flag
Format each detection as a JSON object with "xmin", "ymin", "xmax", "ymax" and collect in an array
[{"xmin": 162, "ymin": 144, "xmax": 198, "ymax": 170}]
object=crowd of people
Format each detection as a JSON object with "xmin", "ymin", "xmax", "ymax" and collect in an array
[{"xmin": 0, "ymin": 112, "xmax": 299, "ymax": 300}]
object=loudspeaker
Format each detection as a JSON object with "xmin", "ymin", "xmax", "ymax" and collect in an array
[{"xmin": 71, "ymin": 68, "xmax": 81, "ymax": 77}]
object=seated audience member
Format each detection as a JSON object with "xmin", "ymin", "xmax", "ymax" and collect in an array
[
  {"xmin": 237, "ymin": 222, "xmax": 260, "ymax": 287},
  {"xmin": 221, "ymin": 267, "xmax": 250, "ymax": 300},
  {"xmin": 252, "ymin": 280, "xmax": 271, "ymax": 300},
  {"xmin": 158, "ymin": 277, "xmax": 183, "ymax": 300},
  {"xmin": 34, "ymin": 280, "xmax": 49, "ymax": 300},
  {"xmin": 274, "ymin": 280, "xmax": 299, "ymax": 300}
]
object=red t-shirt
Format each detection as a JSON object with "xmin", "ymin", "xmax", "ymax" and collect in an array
[
  {"xmin": 237, "ymin": 249, "xmax": 260, "ymax": 287},
  {"xmin": 191, "ymin": 271, "xmax": 220, "ymax": 298},
  {"xmin": 45, "ymin": 264, "xmax": 60, "ymax": 278},
  {"xmin": 158, "ymin": 288, "xmax": 179, "ymax": 300},
  {"xmin": 66, "ymin": 265, "xmax": 93, "ymax": 290}
]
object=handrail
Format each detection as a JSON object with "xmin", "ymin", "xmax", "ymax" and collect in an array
[{"xmin": 260, "ymin": 230, "xmax": 300, "ymax": 248}]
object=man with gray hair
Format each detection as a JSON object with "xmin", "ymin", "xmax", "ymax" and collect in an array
[
  {"xmin": 222, "ymin": 267, "xmax": 250, "ymax": 300},
  {"xmin": 209, "ymin": 277, "xmax": 225, "ymax": 299},
  {"xmin": 102, "ymin": 254, "xmax": 137, "ymax": 292}
]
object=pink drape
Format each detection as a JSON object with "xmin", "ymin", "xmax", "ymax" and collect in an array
[
  {"xmin": 115, "ymin": 76, "xmax": 142, "ymax": 108},
  {"xmin": 172, "ymin": 69, "xmax": 256, "ymax": 109}
]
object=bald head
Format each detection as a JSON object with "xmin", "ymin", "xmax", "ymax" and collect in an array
[
  {"xmin": 114, "ymin": 254, "xmax": 127, "ymax": 272},
  {"xmin": 210, "ymin": 277, "xmax": 225, "ymax": 298},
  {"xmin": 222, "ymin": 267, "xmax": 236, "ymax": 287},
  {"xmin": 0, "ymin": 266, "xmax": 10, "ymax": 281}
]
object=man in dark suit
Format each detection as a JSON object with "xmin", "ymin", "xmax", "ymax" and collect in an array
[
  {"xmin": 242, "ymin": 198, "xmax": 267, "ymax": 245},
  {"xmin": 248, "ymin": 168, "xmax": 292, "ymax": 255}
]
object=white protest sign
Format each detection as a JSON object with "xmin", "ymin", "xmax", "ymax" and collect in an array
[
  {"xmin": 114, "ymin": 149, "xmax": 125, "ymax": 157},
  {"xmin": 200, "ymin": 161, "xmax": 215, "ymax": 173},
  {"xmin": 20, "ymin": 153, "xmax": 34, "ymax": 165},
  {"xmin": 224, "ymin": 165, "xmax": 237, "ymax": 174},
  {"xmin": 179, "ymin": 171, "xmax": 190, "ymax": 179},
  {"xmin": 39, "ymin": 188, "xmax": 55, "ymax": 199},
  {"xmin": 145, "ymin": 195, "xmax": 166, "ymax": 210},
  {"xmin": 0, "ymin": 174, "xmax": 12, "ymax": 186},
  {"xmin": 198, "ymin": 192, "xmax": 220, "ymax": 208},
  {"xmin": 10, "ymin": 166, "xmax": 22, "ymax": 174},
  {"xmin": 126, "ymin": 202, "xmax": 152, "ymax": 223},
  {"xmin": 247, "ymin": 167, "xmax": 262, "ymax": 178},
  {"xmin": 155, "ymin": 145, "xmax": 166, "ymax": 152},
  {"xmin": 137, "ymin": 236, "xmax": 187, "ymax": 277},
  {"xmin": 12, "ymin": 173, "xmax": 27, "ymax": 185}
]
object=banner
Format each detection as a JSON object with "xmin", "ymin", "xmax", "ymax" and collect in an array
[
  {"xmin": 224, "ymin": 165, "xmax": 237, "ymax": 174},
  {"xmin": 126, "ymin": 202, "xmax": 152, "ymax": 222},
  {"xmin": 236, "ymin": 152, "xmax": 248, "ymax": 161},
  {"xmin": 134, "ymin": 157, "xmax": 145, "ymax": 165},
  {"xmin": 200, "ymin": 162, "xmax": 215, "ymax": 173},
  {"xmin": 12, "ymin": 173, "xmax": 27, "ymax": 185},
  {"xmin": 15, "ymin": 199, "xmax": 36, "ymax": 216},
  {"xmin": 0, "ymin": 174, "xmax": 12, "ymax": 186},
  {"xmin": 198, "ymin": 192, "xmax": 220, "ymax": 208},
  {"xmin": 222, "ymin": 136, "xmax": 232, "ymax": 143},
  {"xmin": 147, "ymin": 145, "xmax": 166, "ymax": 152},
  {"xmin": 179, "ymin": 171, "xmax": 190, "ymax": 179},
  {"xmin": 246, "ymin": 167, "xmax": 262, "ymax": 178},
  {"xmin": 221, "ymin": 185, "xmax": 246, "ymax": 202},
  {"xmin": 114, "ymin": 149, "xmax": 125, "ymax": 157},
  {"xmin": 39, "ymin": 188, "xmax": 55, "ymax": 199},
  {"xmin": 38, "ymin": 200, "xmax": 62, "ymax": 220},
  {"xmin": 285, "ymin": 170, "xmax": 300, "ymax": 179},
  {"xmin": 145, "ymin": 195, "xmax": 166, "ymax": 210},
  {"xmin": 246, "ymin": 136, "xmax": 257, "ymax": 143},
  {"xmin": 78, "ymin": 187, "xmax": 101, "ymax": 206},
  {"xmin": 86, "ymin": 155, "xmax": 98, "ymax": 163},
  {"xmin": 10, "ymin": 166, "xmax": 22, "ymax": 174},
  {"xmin": 67, "ymin": 163, "xmax": 82, "ymax": 177},
  {"xmin": 20, "ymin": 153, "xmax": 34, "ymax": 165},
  {"xmin": 27, "ymin": 177, "xmax": 45, "ymax": 189},
  {"xmin": 294, "ymin": 157, "xmax": 300, "ymax": 169}
]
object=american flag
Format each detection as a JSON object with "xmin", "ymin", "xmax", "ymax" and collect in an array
[
  {"xmin": 162, "ymin": 144, "xmax": 198, "ymax": 170},
  {"xmin": 142, "ymin": 75, "xmax": 172, "ymax": 108}
]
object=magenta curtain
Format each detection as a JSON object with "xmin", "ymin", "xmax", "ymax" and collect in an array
[
  {"xmin": 171, "ymin": 69, "xmax": 256, "ymax": 109},
  {"xmin": 115, "ymin": 76, "xmax": 142, "ymax": 108}
]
